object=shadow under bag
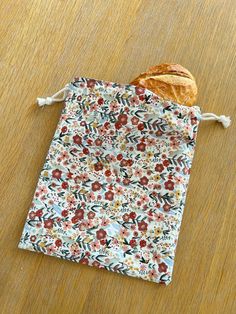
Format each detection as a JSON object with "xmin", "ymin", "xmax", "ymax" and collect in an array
[{"xmin": 18, "ymin": 76, "xmax": 230, "ymax": 285}]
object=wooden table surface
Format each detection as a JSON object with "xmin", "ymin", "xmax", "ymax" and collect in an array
[{"xmin": 1, "ymin": 1, "xmax": 235, "ymax": 313}]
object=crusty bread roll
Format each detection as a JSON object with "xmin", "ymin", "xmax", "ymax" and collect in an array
[{"xmin": 130, "ymin": 63, "xmax": 197, "ymax": 106}]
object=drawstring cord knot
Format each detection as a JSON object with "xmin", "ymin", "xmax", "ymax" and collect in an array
[
  {"xmin": 37, "ymin": 97, "xmax": 53, "ymax": 106},
  {"xmin": 37, "ymin": 86, "xmax": 69, "ymax": 107},
  {"xmin": 201, "ymin": 113, "xmax": 231, "ymax": 128}
]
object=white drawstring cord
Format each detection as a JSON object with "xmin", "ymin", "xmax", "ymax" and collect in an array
[
  {"xmin": 36, "ymin": 87, "xmax": 231, "ymax": 129},
  {"xmin": 201, "ymin": 113, "xmax": 231, "ymax": 128},
  {"xmin": 37, "ymin": 86, "xmax": 69, "ymax": 107}
]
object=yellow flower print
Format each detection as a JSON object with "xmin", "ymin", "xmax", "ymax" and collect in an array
[
  {"xmin": 175, "ymin": 190, "xmax": 182, "ymax": 199},
  {"xmin": 43, "ymin": 171, "xmax": 48, "ymax": 177},
  {"xmin": 84, "ymin": 237, "xmax": 92, "ymax": 243},
  {"xmin": 130, "ymin": 266, "xmax": 137, "ymax": 271},
  {"xmin": 48, "ymin": 229, "xmax": 57, "ymax": 237},
  {"xmin": 125, "ymin": 258, "xmax": 134, "ymax": 266},
  {"xmin": 64, "ymin": 136, "xmax": 70, "ymax": 143},
  {"xmin": 70, "ymin": 233, "xmax": 78, "ymax": 240},
  {"xmin": 117, "ymin": 235, "xmax": 123, "ymax": 242},
  {"xmin": 114, "ymin": 200, "xmax": 121, "ymax": 209},
  {"xmin": 164, "ymin": 113, "xmax": 171, "ymax": 120},
  {"xmin": 39, "ymin": 242, "xmax": 46, "ymax": 248},
  {"xmin": 153, "ymin": 174, "xmax": 161, "ymax": 181},
  {"xmin": 183, "ymin": 129, "xmax": 189, "ymax": 137},
  {"xmin": 79, "ymin": 188, "xmax": 87, "ymax": 195},
  {"xmin": 147, "ymin": 151, "xmax": 154, "ymax": 159},
  {"xmin": 154, "ymin": 227, "xmax": 162, "ymax": 236},
  {"xmin": 92, "ymin": 121, "xmax": 98, "ymax": 128},
  {"xmin": 112, "ymin": 206, "xmax": 119, "ymax": 213},
  {"xmin": 120, "ymin": 143, "xmax": 127, "ymax": 151},
  {"xmin": 168, "ymin": 121, "xmax": 175, "ymax": 127}
]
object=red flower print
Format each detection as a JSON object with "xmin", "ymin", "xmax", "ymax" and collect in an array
[
  {"xmin": 80, "ymin": 173, "xmax": 89, "ymax": 182},
  {"xmin": 149, "ymin": 269, "xmax": 157, "ymax": 279},
  {"xmin": 164, "ymin": 180, "xmax": 175, "ymax": 191},
  {"xmin": 61, "ymin": 182, "xmax": 68, "ymax": 189},
  {"xmin": 191, "ymin": 117, "xmax": 197, "ymax": 125},
  {"xmin": 95, "ymin": 138, "xmax": 103, "ymax": 146},
  {"xmin": 55, "ymin": 239, "xmax": 62, "ymax": 247},
  {"xmin": 61, "ymin": 126, "xmax": 67, "ymax": 133},
  {"xmin": 71, "ymin": 216, "xmax": 80, "ymax": 224},
  {"xmin": 158, "ymin": 262, "xmax": 168, "ymax": 273},
  {"xmin": 87, "ymin": 79, "xmax": 96, "ymax": 88},
  {"xmin": 156, "ymin": 130, "xmax": 163, "ymax": 137},
  {"xmin": 131, "ymin": 116, "xmax": 139, "ymax": 125},
  {"xmin": 163, "ymin": 159, "xmax": 170, "ymax": 167},
  {"xmin": 61, "ymin": 209, "xmax": 68, "ymax": 217},
  {"xmin": 36, "ymin": 209, "xmax": 43, "ymax": 217},
  {"xmin": 123, "ymin": 178, "xmax": 130, "ymax": 185},
  {"xmin": 87, "ymin": 137, "xmax": 94, "ymax": 146},
  {"xmin": 139, "ymin": 94, "xmax": 145, "ymax": 101},
  {"xmin": 116, "ymin": 153, "xmax": 123, "ymax": 161},
  {"xmin": 92, "ymin": 181, "xmax": 101, "ymax": 191},
  {"xmin": 52, "ymin": 169, "xmax": 62, "ymax": 180},
  {"xmin": 88, "ymin": 211, "xmax": 95, "ymax": 219},
  {"xmin": 138, "ymin": 221, "xmax": 148, "ymax": 232},
  {"xmin": 118, "ymin": 114, "xmax": 128, "ymax": 125},
  {"xmin": 120, "ymin": 159, "xmax": 128, "ymax": 167},
  {"xmin": 80, "ymin": 257, "xmax": 89, "ymax": 265},
  {"xmin": 163, "ymin": 204, "xmax": 171, "ymax": 212},
  {"xmin": 155, "ymin": 213, "xmax": 164, "ymax": 221},
  {"xmin": 115, "ymin": 121, "xmax": 122, "ymax": 130},
  {"xmin": 129, "ymin": 212, "xmax": 136, "ymax": 219},
  {"xmin": 152, "ymin": 252, "xmax": 161, "ymax": 263},
  {"xmin": 155, "ymin": 164, "xmax": 164, "ymax": 172},
  {"xmin": 92, "ymin": 261, "xmax": 101, "ymax": 268},
  {"xmin": 122, "ymin": 213, "xmax": 130, "ymax": 222},
  {"xmin": 127, "ymin": 159, "xmax": 133, "ymax": 166},
  {"xmin": 129, "ymin": 239, "xmax": 137, "ymax": 248},
  {"xmin": 105, "ymin": 191, "xmax": 114, "ymax": 201},
  {"xmin": 137, "ymin": 143, "xmax": 146, "ymax": 152},
  {"xmin": 98, "ymin": 97, "xmax": 104, "ymax": 105},
  {"xmin": 100, "ymin": 239, "xmax": 106, "ymax": 245},
  {"xmin": 140, "ymin": 176, "xmax": 149, "ymax": 185},
  {"xmin": 94, "ymin": 162, "xmax": 103, "ymax": 171},
  {"xmin": 140, "ymin": 240, "xmax": 147, "ymax": 247},
  {"xmin": 75, "ymin": 209, "xmax": 84, "ymax": 219},
  {"xmin": 44, "ymin": 219, "xmax": 54, "ymax": 229},
  {"xmin": 105, "ymin": 170, "xmax": 111, "ymax": 177},
  {"xmin": 135, "ymin": 86, "xmax": 145, "ymax": 95},
  {"xmin": 137, "ymin": 123, "xmax": 145, "ymax": 131},
  {"xmin": 96, "ymin": 228, "xmax": 107, "ymax": 240},
  {"xmin": 73, "ymin": 135, "xmax": 82, "ymax": 145},
  {"xmin": 30, "ymin": 235, "xmax": 36, "ymax": 242},
  {"xmin": 83, "ymin": 148, "xmax": 89, "ymax": 155}
]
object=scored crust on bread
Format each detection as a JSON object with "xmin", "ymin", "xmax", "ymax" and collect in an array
[{"xmin": 130, "ymin": 63, "xmax": 198, "ymax": 106}]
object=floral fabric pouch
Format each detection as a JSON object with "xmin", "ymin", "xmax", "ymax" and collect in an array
[{"xmin": 18, "ymin": 76, "xmax": 230, "ymax": 285}]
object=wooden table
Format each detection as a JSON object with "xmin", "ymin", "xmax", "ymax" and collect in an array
[{"xmin": 1, "ymin": 1, "xmax": 235, "ymax": 313}]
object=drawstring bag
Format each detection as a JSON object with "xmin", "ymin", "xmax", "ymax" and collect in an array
[{"xmin": 18, "ymin": 76, "xmax": 231, "ymax": 285}]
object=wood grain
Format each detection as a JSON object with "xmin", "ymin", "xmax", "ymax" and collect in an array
[{"xmin": 0, "ymin": 1, "xmax": 235, "ymax": 313}]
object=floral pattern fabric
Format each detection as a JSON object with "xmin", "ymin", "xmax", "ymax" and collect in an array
[{"xmin": 19, "ymin": 77, "xmax": 201, "ymax": 285}]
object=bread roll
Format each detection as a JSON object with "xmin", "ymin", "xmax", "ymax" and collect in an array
[{"xmin": 130, "ymin": 63, "xmax": 197, "ymax": 106}]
